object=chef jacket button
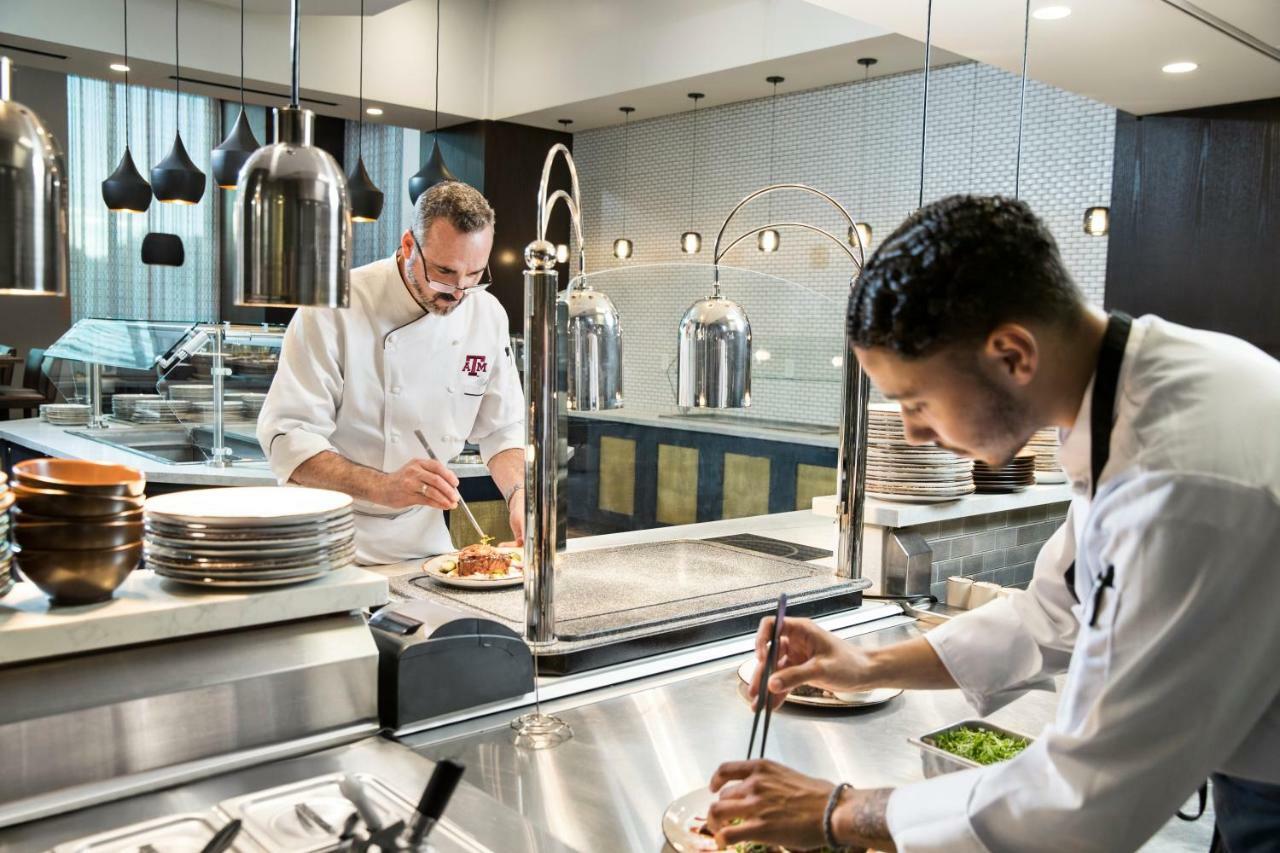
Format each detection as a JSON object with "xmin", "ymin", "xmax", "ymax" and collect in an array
[
  {"xmin": 392, "ymin": 385, "xmax": 402, "ymax": 395},
  {"xmin": 447, "ymin": 386, "xmax": 455, "ymax": 394},
  {"xmin": 452, "ymin": 340, "xmax": 459, "ymax": 346},
  {"xmin": 390, "ymin": 433, "xmax": 400, "ymax": 444}
]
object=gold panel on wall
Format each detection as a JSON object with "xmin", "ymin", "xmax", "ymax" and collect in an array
[
  {"xmin": 449, "ymin": 499, "xmax": 513, "ymax": 549},
  {"xmin": 723, "ymin": 452, "xmax": 771, "ymax": 519},
  {"xmin": 599, "ymin": 435, "xmax": 637, "ymax": 516},
  {"xmin": 657, "ymin": 444, "xmax": 699, "ymax": 525},
  {"xmin": 796, "ymin": 463, "xmax": 837, "ymax": 511}
]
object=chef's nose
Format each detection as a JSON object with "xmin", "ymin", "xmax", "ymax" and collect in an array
[{"xmin": 902, "ymin": 416, "xmax": 936, "ymax": 446}]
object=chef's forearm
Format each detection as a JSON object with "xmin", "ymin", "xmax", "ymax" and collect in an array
[
  {"xmin": 832, "ymin": 788, "xmax": 897, "ymax": 852},
  {"xmin": 865, "ymin": 635, "xmax": 958, "ymax": 691},
  {"xmin": 486, "ymin": 447, "xmax": 524, "ymax": 501},
  {"xmin": 290, "ymin": 450, "xmax": 387, "ymax": 504}
]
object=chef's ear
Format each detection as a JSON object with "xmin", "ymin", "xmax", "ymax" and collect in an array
[
  {"xmin": 401, "ymin": 229, "xmax": 417, "ymax": 260},
  {"xmin": 984, "ymin": 322, "xmax": 1038, "ymax": 386}
]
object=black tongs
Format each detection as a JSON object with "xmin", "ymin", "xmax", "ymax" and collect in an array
[
  {"xmin": 405, "ymin": 759, "xmax": 466, "ymax": 850},
  {"xmin": 745, "ymin": 593, "xmax": 787, "ymax": 761}
]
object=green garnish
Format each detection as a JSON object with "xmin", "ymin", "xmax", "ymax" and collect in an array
[{"xmin": 932, "ymin": 726, "xmax": 1029, "ymax": 765}]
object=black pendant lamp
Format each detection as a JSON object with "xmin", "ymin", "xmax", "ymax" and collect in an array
[
  {"xmin": 758, "ymin": 76, "xmax": 783, "ymax": 254},
  {"xmin": 102, "ymin": 0, "xmax": 152, "ymax": 213},
  {"xmin": 151, "ymin": 0, "xmax": 206, "ymax": 204},
  {"xmin": 211, "ymin": 0, "xmax": 260, "ymax": 189},
  {"xmin": 680, "ymin": 93, "xmax": 703, "ymax": 254},
  {"xmin": 348, "ymin": 0, "xmax": 383, "ymax": 222},
  {"xmin": 408, "ymin": 0, "xmax": 455, "ymax": 203}
]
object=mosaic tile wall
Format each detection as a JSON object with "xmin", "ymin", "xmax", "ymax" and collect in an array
[{"xmin": 570, "ymin": 62, "xmax": 1115, "ymax": 426}]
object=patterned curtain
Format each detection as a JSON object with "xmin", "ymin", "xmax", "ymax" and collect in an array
[
  {"xmin": 66, "ymin": 75, "xmax": 218, "ymax": 322},
  {"xmin": 344, "ymin": 120, "xmax": 406, "ymax": 269}
]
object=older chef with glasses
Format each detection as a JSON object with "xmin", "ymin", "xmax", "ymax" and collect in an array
[{"xmin": 257, "ymin": 181, "xmax": 525, "ymax": 565}]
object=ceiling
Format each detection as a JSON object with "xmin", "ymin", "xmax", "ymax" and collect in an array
[{"xmin": 201, "ymin": 0, "xmax": 411, "ymax": 13}]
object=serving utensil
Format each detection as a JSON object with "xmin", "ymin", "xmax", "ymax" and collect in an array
[
  {"xmin": 196, "ymin": 818, "xmax": 241, "ymax": 853},
  {"xmin": 413, "ymin": 429, "xmax": 488, "ymax": 543},
  {"xmin": 406, "ymin": 758, "xmax": 465, "ymax": 849},
  {"xmin": 746, "ymin": 593, "xmax": 787, "ymax": 760},
  {"xmin": 294, "ymin": 801, "xmax": 335, "ymax": 835}
]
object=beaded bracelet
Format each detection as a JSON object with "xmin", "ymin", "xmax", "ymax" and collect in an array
[{"xmin": 823, "ymin": 782, "xmax": 852, "ymax": 851}]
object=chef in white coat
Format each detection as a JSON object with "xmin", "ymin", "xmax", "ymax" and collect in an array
[
  {"xmin": 257, "ymin": 181, "xmax": 525, "ymax": 565},
  {"xmin": 705, "ymin": 196, "xmax": 1280, "ymax": 852}
]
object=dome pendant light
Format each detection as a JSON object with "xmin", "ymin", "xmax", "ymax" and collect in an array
[
  {"xmin": 347, "ymin": 0, "xmax": 383, "ymax": 222},
  {"xmin": 102, "ymin": 0, "xmax": 152, "ymax": 212},
  {"xmin": 680, "ymin": 92, "xmax": 704, "ymax": 254},
  {"xmin": 758, "ymin": 76, "xmax": 783, "ymax": 254},
  {"xmin": 211, "ymin": 0, "xmax": 260, "ymax": 189},
  {"xmin": 408, "ymin": 0, "xmax": 455, "ymax": 203},
  {"xmin": 0, "ymin": 55, "xmax": 70, "ymax": 295},
  {"xmin": 613, "ymin": 106, "xmax": 635, "ymax": 260},
  {"xmin": 235, "ymin": 0, "xmax": 350, "ymax": 308},
  {"xmin": 151, "ymin": 0, "xmax": 206, "ymax": 204}
]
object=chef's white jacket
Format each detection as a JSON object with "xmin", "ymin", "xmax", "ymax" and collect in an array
[
  {"xmin": 886, "ymin": 315, "xmax": 1280, "ymax": 852},
  {"xmin": 257, "ymin": 256, "xmax": 524, "ymax": 565}
]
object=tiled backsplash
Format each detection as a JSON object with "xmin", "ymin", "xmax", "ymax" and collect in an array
[
  {"xmin": 569, "ymin": 62, "xmax": 1115, "ymax": 426},
  {"xmin": 908, "ymin": 503, "xmax": 1071, "ymax": 600}
]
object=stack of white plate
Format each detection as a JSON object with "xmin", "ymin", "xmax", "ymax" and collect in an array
[
  {"xmin": 132, "ymin": 399, "xmax": 192, "ymax": 424},
  {"xmin": 111, "ymin": 393, "xmax": 163, "ymax": 421},
  {"xmin": 188, "ymin": 400, "xmax": 247, "ymax": 423},
  {"xmin": 144, "ymin": 487, "xmax": 355, "ymax": 588},
  {"xmin": 1023, "ymin": 427, "xmax": 1066, "ymax": 483},
  {"xmin": 866, "ymin": 404, "xmax": 975, "ymax": 503},
  {"xmin": 168, "ymin": 384, "xmax": 215, "ymax": 403},
  {"xmin": 240, "ymin": 392, "xmax": 268, "ymax": 420},
  {"xmin": 42, "ymin": 403, "xmax": 92, "ymax": 426},
  {"xmin": 973, "ymin": 451, "xmax": 1037, "ymax": 493},
  {"xmin": 0, "ymin": 482, "xmax": 13, "ymax": 597}
]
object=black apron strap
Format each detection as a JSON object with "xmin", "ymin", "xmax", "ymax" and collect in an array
[{"xmin": 1063, "ymin": 311, "xmax": 1133, "ymax": 603}]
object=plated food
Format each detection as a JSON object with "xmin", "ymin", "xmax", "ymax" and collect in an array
[
  {"xmin": 664, "ymin": 788, "xmax": 837, "ymax": 853},
  {"xmin": 736, "ymin": 659, "xmax": 901, "ymax": 709},
  {"xmin": 422, "ymin": 543, "xmax": 524, "ymax": 589}
]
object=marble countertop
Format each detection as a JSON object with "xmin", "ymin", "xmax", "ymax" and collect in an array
[
  {"xmin": 0, "ymin": 418, "xmax": 492, "ymax": 484},
  {"xmin": 0, "ymin": 566, "xmax": 389, "ymax": 667},
  {"xmin": 812, "ymin": 483, "xmax": 1073, "ymax": 528}
]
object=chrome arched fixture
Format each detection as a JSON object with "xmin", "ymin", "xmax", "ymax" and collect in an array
[
  {"xmin": 234, "ymin": 0, "xmax": 350, "ymax": 308},
  {"xmin": 0, "ymin": 55, "xmax": 69, "ymax": 296},
  {"xmin": 534, "ymin": 144, "xmax": 622, "ymax": 413},
  {"xmin": 685, "ymin": 182, "xmax": 871, "ymax": 582}
]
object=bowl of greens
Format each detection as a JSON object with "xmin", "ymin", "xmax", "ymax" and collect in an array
[{"xmin": 910, "ymin": 720, "xmax": 1033, "ymax": 777}]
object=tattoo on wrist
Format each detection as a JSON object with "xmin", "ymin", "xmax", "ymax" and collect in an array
[{"xmin": 847, "ymin": 788, "xmax": 893, "ymax": 845}]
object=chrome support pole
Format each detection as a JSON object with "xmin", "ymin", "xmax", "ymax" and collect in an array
[
  {"xmin": 207, "ymin": 325, "xmax": 231, "ymax": 469},
  {"xmin": 523, "ymin": 262, "xmax": 566, "ymax": 645},
  {"xmin": 835, "ymin": 278, "xmax": 871, "ymax": 579},
  {"xmin": 86, "ymin": 362, "xmax": 106, "ymax": 430}
]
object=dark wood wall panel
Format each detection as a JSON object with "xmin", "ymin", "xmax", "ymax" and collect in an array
[{"xmin": 1106, "ymin": 99, "xmax": 1280, "ymax": 358}]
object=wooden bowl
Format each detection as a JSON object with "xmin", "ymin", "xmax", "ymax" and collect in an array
[
  {"xmin": 14, "ymin": 541, "xmax": 142, "ymax": 605},
  {"xmin": 13, "ymin": 459, "xmax": 145, "ymax": 497},
  {"xmin": 12, "ymin": 484, "xmax": 145, "ymax": 519},
  {"xmin": 13, "ymin": 512, "xmax": 144, "ymax": 551}
]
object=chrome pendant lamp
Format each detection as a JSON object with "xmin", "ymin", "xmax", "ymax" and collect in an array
[
  {"xmin": 0, "ymin": 56, "xmax": 69, "ymax": 295},
  {"xmin": 612, "ymin": 106, "xmax": 635, "ymax": 259},
  {"xmin": 408, "ymin": 0, "xmax": 455, "ymax": 203},
  {"xmin": 757, "ymin": 76, "xmax": 783, "ymax": 254},
  {"xmin": 849, "ymin": 57, "xmax": 876, "ymax": 252},
  {"xmin": 234, "ymin": 0, "xmax": 351, "ymax": 308},
  {"xmin": 102, "ymin": 0, "xmax": 152, "ymax": 212},
  {"xmin": 347, "ymin": 0, "xmax": 384, "ymax": 222},
  {"xmin": 151, "ymin": 0, "xmax": 206, "ymax": 204},
  {"xmin": 680, "ymin": 93, "xmax": 703, "ymax": 254},
  {"xmin": 211, "ymin": 0, "xmax": 261, "ymax": 189}
]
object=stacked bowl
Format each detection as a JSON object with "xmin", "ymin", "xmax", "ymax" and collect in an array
[
  {"xmin": 10, "ymin": 459, "xmax": 145, "ymax": 605},
  {"xmin": 972, "ymin": 451, "xmax": 1037, "ymax": 493},
  {"xmin": 1, "ymin": 480, "xmax": 13, "ymax": 597}
]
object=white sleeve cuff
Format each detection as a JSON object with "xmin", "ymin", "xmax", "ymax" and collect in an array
[
  {"xmin": 263, "ymin": 428, "xmax": 335, "ymax": 485},
  {"xmin": 887, "ymin": 769, "xmax": 989, "ymax": 853},
  {"xmin": 477, "ymin": 422, "xmax": 524, "ymax": 467}
]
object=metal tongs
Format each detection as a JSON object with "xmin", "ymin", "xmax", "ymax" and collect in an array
[
  {"xmin": 746, "ymin": 593, "xmax": 788, "ymax": 761},
  {"xmin": 336, "ymin": 760, "xmax": 465, "ymax": 852}
]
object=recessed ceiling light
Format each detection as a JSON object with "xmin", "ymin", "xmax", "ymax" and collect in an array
[
  {"xmin": 365, "ymin": 107, "xmax": 384, "ymax": 116},
  {"xmin": 1162, "ymin": 61, "xmax": 1198, "ymax": 74},
  {"xmin": 110, "ymin": 63, "xmax": 130, "ymax": 72},
  {"xmin": 1032, "ymin": 6, "xmax": 1071, "ymax": 20}
]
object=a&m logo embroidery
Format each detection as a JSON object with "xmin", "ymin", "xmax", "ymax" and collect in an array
[{"xmin": 462, "ymin": 355, "xmax": 488, "ymax": 377}]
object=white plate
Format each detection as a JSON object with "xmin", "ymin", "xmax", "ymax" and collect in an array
[
  {"xmin": 736, "ymin": 659, "xmax": 903, "ymax": 708},
  {"xmin": 144, "ymin": 487, "xmax": 353, "ymax": 527},
  {"xmin": 422, "ymin": 548, "xmax": 524, "ymax": 589},
  {"xmin": 868, "ymin": 491, "xmax": 969, "ymax": 504},
  {"xmin": 1035, "ymin": 470, "xmax": 1068, "ymax": 484},
  {"xmin": 662, "ymin": 788, "xmax": 727, "ymax": 852}
]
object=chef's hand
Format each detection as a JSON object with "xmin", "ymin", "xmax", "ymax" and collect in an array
[
  {"xmin": 381, "ymin": 458, "xmax": 460, "ymax": 510},
  {"xmin": 750, "ymin": 616, "xmax": 874, "ymax": 710},
  {"xmin": 706, "ymin": 760, "xmax": 846, "ymax": 851}
]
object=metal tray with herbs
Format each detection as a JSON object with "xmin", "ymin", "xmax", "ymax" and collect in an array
[{"xmin": 909, "ymin": 719, "xmax": 1035, "ymax": 777}]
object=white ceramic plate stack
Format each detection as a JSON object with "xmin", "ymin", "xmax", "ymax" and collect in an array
[
  {"xmin": 42, "ymin": 403, "xmax": 92, "ymax": 426},
  {"xmin": 866, "ymin": 403, "xmax": 975, "ymax": 504},
  {"xmin": 240, "ymin": 392, "xmax": 268, "ymax": 420},
  {"xmin": 169, "ymin": 383, "xmax": 216, "ymax": 403},
  {"xmin": 0, "ymin": 483, "xmax": 13, "ymax": 597},
  {"xmin": 972, "ymin": 450, "xmax": 1037, "ymax": 493},
  {"xmin": 144, "ymin": 487, "xmax": 356, "ymax": 588},
  {"xmin": 188, "ymin": 400, "xmax": 247, "ymax": 423},
  {"xmin": 1024, "ymin": 427, "xmax": 1066, "ymax": 483},
  {"xmin": 111, "ymin": 393, "xmax": 163, "ymax": 421},
  {"xmin": 132, "ymin": 398, "xmax": 192, "ymax": 424}
]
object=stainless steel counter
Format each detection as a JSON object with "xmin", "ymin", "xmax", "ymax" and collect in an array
[
  {"xmin": 0, "ymin": 736, "xmax": 577, "ymax": 853},
  {"xmin": 403, "ymin": 624, "xmax": 1215, "ymax": 852}
]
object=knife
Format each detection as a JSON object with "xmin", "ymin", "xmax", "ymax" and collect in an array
[
  {"xmin": 413, "ymin": 429, "xmax": 489, "ymax": 543},
  {"xmin": 406, "ymin": 759, "xmax": 466, "ymax": 850},
  {"xmin": 197, "ymin": 819, "xmax": 242, "ymax": 853}
]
